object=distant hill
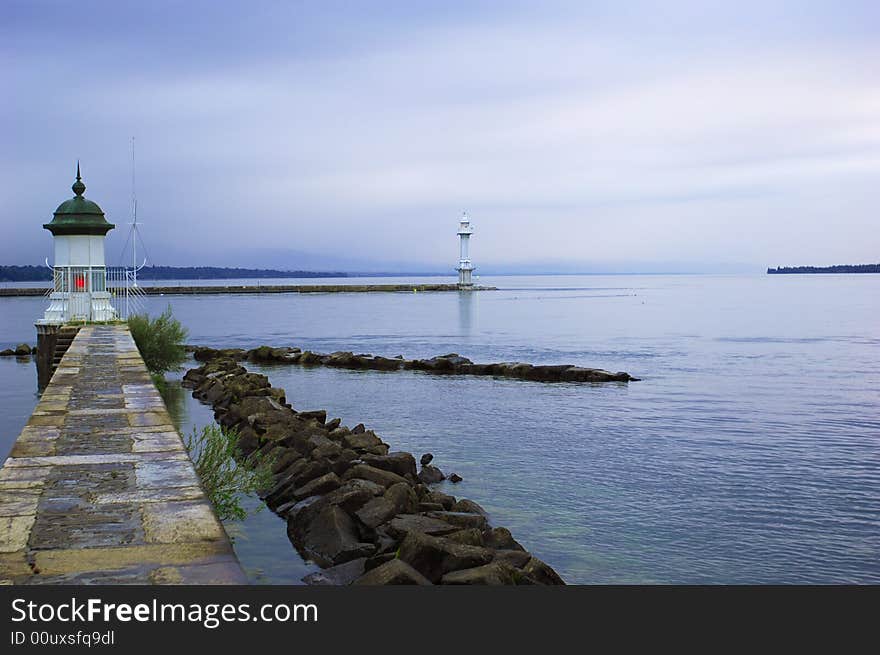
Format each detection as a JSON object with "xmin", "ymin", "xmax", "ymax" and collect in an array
[
  {"xmin": 0, "ymin": 265, "xmax": 347, "ymax": 282},
  {"xmin": 0, "ymin": 265, "xmax": 51, "ymax": 282},
  {"xmin": 767, "ymin": 264, "xmax": 880, "ymax": 274},
  {"xmin": 125, "ymin": 266, "xmax": 348, "ymax": 280}
]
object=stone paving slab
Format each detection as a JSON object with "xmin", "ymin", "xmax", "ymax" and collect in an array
[{"xmin": 0, "ymin": 325, "xmax": 246, "ymax": 584}]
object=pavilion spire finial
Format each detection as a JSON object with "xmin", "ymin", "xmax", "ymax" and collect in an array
[{"xmin": 72, "ymin": 161, "xmax": 85, "ymax": 197}]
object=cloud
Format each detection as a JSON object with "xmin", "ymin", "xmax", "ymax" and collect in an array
[{"xmin": 2, "ymin": 1, "xmax": 879, "ymax": 270}]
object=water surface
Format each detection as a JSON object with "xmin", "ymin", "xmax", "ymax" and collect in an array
[{"xmin": 1, "ymin": 274, "xmax": 877, "ymax": 583}]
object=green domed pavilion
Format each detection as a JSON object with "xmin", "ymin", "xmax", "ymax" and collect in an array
[{"xmin": 43, "ymin": 163, "xmax": 115, "ymax": 236}]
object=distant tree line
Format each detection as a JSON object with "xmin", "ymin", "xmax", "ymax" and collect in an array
[
  {"xmin": 0, "ymin": 265, "xmax": 52, "ymax": 282},
  {"xmin": 767, "ymin": 264, "xmax": 880, "ymax": 274},
  {"xmin": 0, "ymin": 265, "xmax": 347, "ymax": 282},
  {"xmin": 123, "ymin": 266, "xmax": 348, "ymax": 280}
]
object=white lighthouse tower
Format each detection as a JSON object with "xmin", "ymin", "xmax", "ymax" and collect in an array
[
  {"xmin": 37, "ymin": 163, "xmax": 118, "ymax": 324},
  {"xmin": 456, "ymin": 211, "xmax": 475, "ymax": 289}
]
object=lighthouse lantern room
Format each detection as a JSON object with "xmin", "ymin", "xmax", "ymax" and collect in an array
[
  {"xmin": 456, "ymin": 211, "xmax": 475, "ymax": 289},
  {"xmin": 38, "ymin": 164, "xmax": 117, "ymax": 324}
]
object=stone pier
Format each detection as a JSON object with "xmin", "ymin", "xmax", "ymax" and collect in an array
[{"xmin": 0, "ymin": 325, "xmax": 246, "ymax": 584}]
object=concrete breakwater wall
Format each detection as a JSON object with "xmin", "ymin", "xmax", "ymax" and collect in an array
[
  {"xmin": 192, "ymin": 345, "xmax": 640, "ymax": 383},
  {"xmin": 184, "ymin": 354, "xmax": 566, "ymax": 585},
  {"xmin": 0, "ymin": 325, "xmax": 246, "ymax": 584},
  {"xmin": 0, "ymin": 283, "xmax": 496, "ymax": 297}
]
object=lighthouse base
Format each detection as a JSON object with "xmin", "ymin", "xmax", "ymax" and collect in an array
[
  {"xmin": 35, "ymin": 323, "xmax": 60, "ymax": 390},
  {"xmin": 38, "ymin": 291, "xmax": 118, "ymax": 324},
  {"xmin": 457, "ymin": 266, "xmax": 474, "ymax": 289}
]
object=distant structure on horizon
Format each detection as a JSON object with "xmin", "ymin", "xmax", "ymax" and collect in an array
[{"xmin": 456, "ymin": 211, "xmax": 474, "ymax": 289}]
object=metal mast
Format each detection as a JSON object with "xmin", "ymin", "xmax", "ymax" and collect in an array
[{"xmin": 131, "ymin": 137, "xmax": 138, "ymax": 288}]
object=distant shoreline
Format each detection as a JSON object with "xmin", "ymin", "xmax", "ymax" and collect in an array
[
  {"xmin": 0, "ymin": 264, "xmax": 349, "ymax": 282},
  {"xmin": 767, "ymin": 264, "xmax": 880, "ymax": 274},
  {"xmin": 0, "ymin": 264, "xmax": 463, "ymax": 283},
  {"xmin": 0, "ymin": 283, "xmax": 497, "ymax": 297}
]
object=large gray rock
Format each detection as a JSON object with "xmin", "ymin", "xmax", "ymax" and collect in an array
[
  {"xmin": 371, "ymin": 526, "xmax": 399, "ymax": 555},
  {"xmin": 521, "ymin": 557, "xmax": 566, "ymax": 585},
  {"xmin": 307, "ymin": 433, "xmax": 338, "ymax": 450},
  {"xmin": 418, "ymin": 502, "xmax": 445, "ymax": 512},
  {"xmin": 302, "ymin": 558, "xmax": 366, "ymax": 586},
  {"xmin": 418, "ymin": 464, "xmax": 446, "ymax": 484},
  {"xmin": 291, "ymin": 460, "xmax": 332, "ymax": 488},
  {"xmin": 262, "ymin": 463, "xmax": 303, "ymax": 502},
  {"xmin": 385, "ymin": 514, "xmax": 461, "ymax": 540},
  {"xmin": 323, "ymin": 479, "xmax": 385, "ymax": 513},
  {"xmin": 307, "ymin": 433, "xmax": 342, "ymax": 459},
  {"xmin": 269, "ymin": 449, "xmax": 303, "ymax": 475},
  {"xmin": 343, "ymin": 431, "xmax": 385, "ymax": 451},
  {"xmin": 285, "ymin": 495, "xmax": 329, "ymax": 540},
  {"xmin": 425, "ymin": 491, "xmax": 456, "ymax": 510},
  {"xmin": 493, "ymin": 549, "xmax": 532, "ymax": 569},
  {"xmin": 266, "ymin": 460, "xmax": 332, "ymax": 508},
  {"xmin": 560, "ymin": 367, "xmax": 633, "ymax": 382},
  {"xmin": 298, "ymin": 409, "xmax": 327, "ymax": 424},
  {"xmin": 397, "ymin": 531, "xmax": 494, "ymax": 583},
  {"xmin": 298, "ymin": 350, "xmax": 325, "ymax": 365},
  {"xmin": 366, "ymin": 356, "xmax": 403, "ymax": 371},
  {"xmin": 354, "ymin": 482, "xmax": 418, "ymax": 528},
  {"xmin": 312, "ymin": 442, "xmax": 343, "ymax": 460},
  {"xmin": 524, "ymin": 364, "xmax": 571, "ymax": 381},
  {"xmin": 292, "ymin": 472, "xmax": 342, "ymax": 502},
  {"xmin": 360, "ymin": 444, "xmax": 390, "ymax": 456},
  {"xmin": 360, "ymin": 452, "xmax": 417, "ymax": 479},
  {"xmin": 325, "ymin": 351, "xmax": 357, "ymax": 367},
  {"xmin": 451, "ymin": 498, "xmax": 488, "ymax": 517},
  {"xmin": 483, "ymin": 527, "xmax": 526, "ymax": 552},
  {"xmin": 440, "ymin": 561, "xmax": 518, "ymax": 585},
  {"xmin": 354, "ymin": 497, "xmax": 398, "ymax": 529},
  {"xmin": 343, "ymin": 464, "xmax": 408, "ymax": 489},
  {"xmin": 330, "ymin": 448, "xmax": 360, "ymax": 477},
  {"xmin": 363, "ymin": 552, "xmax": 396, "ymax": 572},
  {"xmin": 444, "ymin": 528, "xmax": 484, "ymax": 547},
  {"xmin": 425, "ymin": 511, "xmax": 488, "ymax": 531},
  {"xmin": 298, "ymin": 505, "xmax": 375, "ymax": 567},
  {"xmin": 352, "ymin": 559, "xmax": 433, "ymax": 585},
  {"xmin": 285, "ymin": 478, "xmax": 384, "ymax": 531},
  {"xmin": 14, "ymin": 343, "xmax": 32, "ymax": 356},
  {"xmin": 384, "ymin": 482, "xmax": 419, "ymax": 514}
]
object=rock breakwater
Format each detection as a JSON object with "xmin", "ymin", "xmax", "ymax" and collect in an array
[
  {"xmin": 192, "ymin": 345, "xmax": 639, "ymax": 383},
  {"xmin": 183, "ymin": 356, "xmax": 566, "ymax": 585}
]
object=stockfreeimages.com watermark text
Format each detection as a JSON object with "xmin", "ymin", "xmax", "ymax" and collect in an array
[{"xmin": 10, "ymin": 597, "xmax": 318, "ymax": 630}]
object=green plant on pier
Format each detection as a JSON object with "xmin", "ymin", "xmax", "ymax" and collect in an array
[
  {"xmin": 184, "ymin": 424, "xmax": 274, "ymax": 521},
  {"xmin": 128, "ymin": 305, "xmax": 188, "ymax": 377}
]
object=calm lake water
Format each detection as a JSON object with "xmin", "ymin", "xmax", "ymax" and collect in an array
[{"xmin": 1, "ymin": 274, "xmax": 878, "ymax": 583}]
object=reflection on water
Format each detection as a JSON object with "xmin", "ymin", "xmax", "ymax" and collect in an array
[
  {"xmin": 458, "ymin": 291, "xmax": 474, "ymax": 334},
  {"xmin": 1, "ymin": 274, "xmax": 878, "ymax": 583},
  {"xmin": 156, "ymin": 378, "xmax": 187, "ymax": 430}
]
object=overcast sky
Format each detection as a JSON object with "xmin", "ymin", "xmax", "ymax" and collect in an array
[{"xmin": 3, "ymin": 1, "xmax": 879, "ymax": 272}]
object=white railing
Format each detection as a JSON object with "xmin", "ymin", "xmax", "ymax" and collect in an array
[{"xmin": 107, "ymin": 267, "xmax": 147, "ymax": 320}]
